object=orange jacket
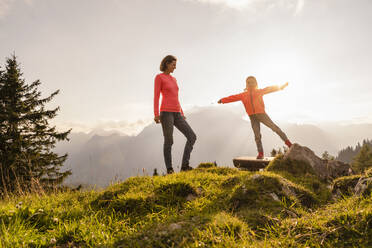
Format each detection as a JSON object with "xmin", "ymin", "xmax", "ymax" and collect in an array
[{"xmin": 220, "ymin": 86, "xmax": 281, "ymax": 116}]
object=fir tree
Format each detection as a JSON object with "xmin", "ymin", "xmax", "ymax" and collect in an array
[
  {"xmin": 352, "ymin": 143, "xmax": 372, "ymax": 173},
  {"xmin": 337, "ymin": 139, "xmax": 372, "ymax": 163},
  {"xmin": 322, "ymin": 151, "xmax": 335, "ymax": 160},
  {"xmin": 0, "ymin": 55, "xmax": 71, "ymax": 193},
  {"xmin": 270, "ymin": 149, "xmax": 277, "ymax": 157}
]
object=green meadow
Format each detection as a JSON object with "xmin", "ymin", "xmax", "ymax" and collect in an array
[{"xmin": 0, "ymin": 160, "xmax": 371, "ymax": 248}]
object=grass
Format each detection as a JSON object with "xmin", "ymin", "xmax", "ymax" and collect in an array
[
  {"xmin": 266, "ymin": 155, "xmax": 332, "ymax": 203},
  {"xmin": 0, "ymin": 166, "xmax": 371, "ymax": 247}
]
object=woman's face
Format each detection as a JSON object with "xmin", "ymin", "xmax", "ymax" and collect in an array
[{"xmin": 166, "ymin": 60, "xmax": 177, "ymax": 73}]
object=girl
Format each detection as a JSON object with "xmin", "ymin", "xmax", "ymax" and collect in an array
[
  {"xmin": 218, "ymin": 76, "xmax": 292, "ymax": 159},
  {"xmin": 154, "ymin": 55, "xmax": 197, "ymax": 174}
]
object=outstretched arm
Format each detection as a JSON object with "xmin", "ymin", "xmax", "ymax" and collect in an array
[
  {"xmin": 280, "ymin": 82, "xmax": 289, "ymax": 90},
  {"xmin": 218, "ymin": 92, "xmax": 244, "ymax": 104},
  {"xmin": 262, "ymin": 82, "xmax": 289, "ymax": 94}
]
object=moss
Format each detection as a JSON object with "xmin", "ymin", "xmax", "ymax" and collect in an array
[
  {"xmin": 197, "ymin": 162, "xmax": 217, "ymax": 169},
  {"xmin": 90, "ymin": 177, "xmax": 153, "ymax": 209},
  {"xmin": 154, "ymin": 182, "xmax": 196, "ymax": 206},
  {"xmin": 90, "ymin": 190, "xmax": 119, "ymax": 208},
  {"xmin": 266, "ymin": 155, "xmax": 331, "ymax": 203},
  {"xmin": 229, "ymin": 173, "xmax": 318, "ymax": 226},
  {"xmin": 110, "ymin": 196, "xmax": 155, "ymax": 215},
  {"xmin": 199, "ymin": 167, "xmax": 240, "ymax": 175},
  {"xmin": 260, "ymin": 195, "xmax": 372, "ymax": 247},
  {"xmin": 364, "ymin": 167, "xmax": 372, "ymax": 177},
  {"xmin": 359, "ymin": 179, "xmax": 372, "ymax": 197},
  {"xmin": 2, "ymin": 167, "xmax": 371, "ymax": 247},
  {"xmin": 193, "ymin": 212, "xmax": 252, "ymax": 246},
  {"xmin": 221, "ymin": 176, "xmax": 241, "ymax": 187},
  {"xmin": 266, "ymin": 155, "xmax": 316, "ymax": 177},
  {"xmin": 154, "ymin": 182, "xmax": 195, "ymax": 198},
  {"xmin": 332, "ymin": 175, "xmax": 361, "ymax": 196}
]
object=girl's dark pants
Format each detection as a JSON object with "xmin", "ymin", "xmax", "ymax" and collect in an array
[
  {"xmin": 160, "ymin": 111, "xmax": 197, "ymax": 169},
  {"xmin": 249, "ymin": 113, "xmax": 288, "ymax": 153}
]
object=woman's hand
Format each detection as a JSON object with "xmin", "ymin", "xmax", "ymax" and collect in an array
[
  {"xmin": 218, "ymin": 99, "xmax": 222, "ymax": 104},
  {"xmin": 280, "ymin": 82, "xmax": 289, "ymax": 90},
  {"xmin": 154, "ymin": 116, "xmax": 161, "ymax": 124}
]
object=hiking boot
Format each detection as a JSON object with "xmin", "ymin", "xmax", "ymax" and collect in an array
[
  {"xmin": 285, "ymin": 140, "xmax": 292, "ymax": 148},
  {"xmin": 256, "ymin": 152, "xmax": 264, "ymax": 159},
  {"xmin": 180, "ymin": 165, "xmax": 193, "ymax": 172},
  {"xmin": 167, "ymin": 168, "xmax": 174, "ymax": 174}
]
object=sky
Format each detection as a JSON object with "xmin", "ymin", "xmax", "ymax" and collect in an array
[{"xmin": 1, "ymin": 0, "xmax": 372, "ymax": 135}]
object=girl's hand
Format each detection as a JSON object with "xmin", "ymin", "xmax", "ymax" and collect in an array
[
  {"xmin": 154, "ymin": 116, "xmax": 161, "ymax": 124},
  {"xmin": 280, "ymin": 82, "xmax": 289, "ymax": 90}
]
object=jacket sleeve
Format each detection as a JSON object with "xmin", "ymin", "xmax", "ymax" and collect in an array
[
  {"xmin": 261, "ymin": 85, "xmax": 280, "ymax": 95},
  {"xmin": 220, "ymin": 92, "xmax": 244, "ymax": 103},
  {"xmin": 154, "ymin": 75, "xmax": 162, "ymax": 117}
]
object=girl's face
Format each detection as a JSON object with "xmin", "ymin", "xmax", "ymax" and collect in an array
[{"xmin": 166, "ymin": 60, "xmax": 177, "ymax": 73}]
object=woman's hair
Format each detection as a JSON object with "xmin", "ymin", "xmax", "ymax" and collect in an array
[
  {"xmin": 245, "ymin": 76, "xmax": 258, "ymax": 90},
  {"xmin": 160, "ymin": 55, "xmax": 177, "ymax": 72}
]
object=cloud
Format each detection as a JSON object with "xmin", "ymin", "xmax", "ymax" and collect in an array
[
  {"xmin": 294, "ymin": 0, "xmax": 305, "ymax": 16},
  {"xmin": 0, "ymin": 0, "xmax": 13, "ymax": 18},
  {"xmin": 192, "ymin": 0, "xmax": 254, "ymax": 8},
  {"xmin": 187, "ymin": 0, "xmax": 305, "ymax": 15},
  {"xmin": 54, "ymin": 119, "xmax": 152, "ymax": 136},
  {"xmin": 0, "ymin": 0, "xmax": 34, "ymax": 19}
]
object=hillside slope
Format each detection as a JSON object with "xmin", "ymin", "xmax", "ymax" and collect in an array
[{"xmin": 0, "ymin": 165, "xmax": 371, "ymax": 247}]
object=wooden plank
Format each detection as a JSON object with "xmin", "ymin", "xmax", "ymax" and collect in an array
[{"xmin": 233, "ymin": 156, "xmax": 275, "ymax": 171}]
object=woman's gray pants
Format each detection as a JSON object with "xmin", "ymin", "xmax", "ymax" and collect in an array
[
  {"xmin": 249, "ymin": 113, "xmax": 288, "ymax": 153},
  {"xmin": 160, "ymin": 112, "xmax": 197, "ymax": 169}
]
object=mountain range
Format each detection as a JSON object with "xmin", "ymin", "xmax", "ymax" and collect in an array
[{"xmin": 55, "ymin": 106, "xmax": 372, "ymax": 187}]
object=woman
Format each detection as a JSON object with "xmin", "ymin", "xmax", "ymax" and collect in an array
[
  {"xmin": 218, "ymin": 76, "xmax": 292, "ymax": 159},
  {"xmin": 154, "ymin": 55, "xmax": 197, "ymax": 174}
]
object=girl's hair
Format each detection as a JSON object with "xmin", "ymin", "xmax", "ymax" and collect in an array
[
  {"xmin": 160, "ymin": 55, "xmax": 177, "ymax": 72},
  {"xmin": 245, "ymin": 76, "xmax": 258, "ymax": 90}
]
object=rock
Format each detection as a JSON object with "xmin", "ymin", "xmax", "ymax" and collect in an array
[
  {"xmin": 269, "ymin": 192, "xmax": 280, "ymax": 201},
  {"xmin": 281, "ymin": 184, "xmax": 296, "ymax": 198},
  {"xmin": 284, "ymin": 143, "xmax": 352, "ymax": 180},
  {"xmin": 195, "ymin": 187, "xmax": 203, "ymax": 195},
  {"xmin": 354, "ymin": 177, "xmax": 372, "ymax": 196},
  {"xmin": 169, "ymin": 223, "xmax": 182, "ymax": 231},
  {"xmin": 284, "ymin": 144, "xmax": 326, "ymax": 178},
  {"xmin": 331, "ymin": 175, "xmax": 361, "ymax": 198},
  {"xmin": 186, "ymin": 194, "xmax": 196, "ymax": 201},
  {"xmin": 251, "ymin": 174, "xmax": 262, "ymax": 180},
  {"xmin": 326, "ymin": 160, "xmax": 353, "ymax": 179}
]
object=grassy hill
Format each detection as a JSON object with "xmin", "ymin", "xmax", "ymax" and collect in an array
[{"xmin": 0, "ymin": 161, "xmax": 371, "ymax": 247}]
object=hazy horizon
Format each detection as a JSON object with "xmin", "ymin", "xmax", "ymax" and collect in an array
[
  {"xmin": 1, "ymin": 0, "xmax": 372, "ymax": 134},
  {"xmin": 60, "ymin": 105, "xmax": 372, "ymax": 137},
  {"xmin": 55, "ymin": 106, "xmax": 372, "ymax": 186}
]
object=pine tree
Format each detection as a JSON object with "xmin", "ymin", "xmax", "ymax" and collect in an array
[
  {"xmin": 0, "ymin": 55, "xmax": 71, "ymax": 193},
  {"xmin": 337, "ymin": 140, "xmax": 372, "ymax": 163},
  {"xmin": 352, "ymin": 143, "xmax": 372, "ymax": 173},
  {"xmin": 270, "ymin": 149, "xmax": 277, "ymax": 157},
  {"xmin": 322, "ymin": 151, "xmax": 335, "ymax": 160}
]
